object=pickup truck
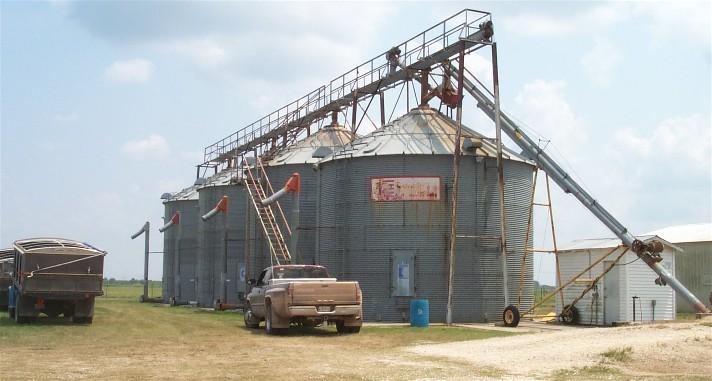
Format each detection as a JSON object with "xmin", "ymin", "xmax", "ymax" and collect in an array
[{"xmin": 244, "ymin": 265, "xmax": 362, "ymax": 334}]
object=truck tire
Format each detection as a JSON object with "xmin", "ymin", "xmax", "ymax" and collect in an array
[
  {"xmin": 244, "ymin": 304, "xmax": 260, "ymax": 329},
  {"xmin": 336, "ymin": 322, "xmax": 361, "ymax": 334},
  {"xmin": 73, "ymin": 317, "xmax": 93, "ymax": 324},
  {"xmin": 14, "ymin": 295, "xmax": 35, "ymax": 324},
  {"xmin": 265, "ymin": 303, "xmax": 286, "ymax": 335},
  {"xmin": 502, "ymin": 305, "xmax": 521, "ymax": 327}
]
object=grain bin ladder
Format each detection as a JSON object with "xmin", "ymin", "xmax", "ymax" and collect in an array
[
  {"xmin": 243, "ymin": 158, "xmax": 292, "ymax": 266},
  {"xmin": 448, "ymin": 65, "xmax": 712, "ymax": 325}
]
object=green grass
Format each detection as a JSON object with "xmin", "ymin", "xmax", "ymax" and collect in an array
[
  {"xmin": 553, "ymin": 365, "xmax": 621, "ymax": 381},
  {"xmin": 0, "ymin": 282, "xmax": 517, "ymax": 380},
  {"xmin": 676, "ymin": 312, "xmax": 698, "ymax": 320},
  {"xmin": 601, "ymin": 346, "xmax": 633, "ymax": 363}
]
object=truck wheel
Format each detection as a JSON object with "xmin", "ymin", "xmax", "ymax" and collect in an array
[
  {"xmin": 14, "ymin": 296, "xmax": 33, "ymax": 324},
  {"xmin": 244, "ymin": 304, "xmax": 260, "ymax": 329},
  {"xmin": 336, "ymin": 322, "xmax": 361, "ymax": 334},
  {"xmin": 73, "ymin": 317, "xmax": 93, "ymax": 324},
  {"xmin": 265, "ymin": 304, "xmax": 285, "ymax": 335}
]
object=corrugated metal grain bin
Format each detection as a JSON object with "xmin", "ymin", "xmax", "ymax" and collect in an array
[
  {"xmin": 261, "ymin": 124, "xmax": 353, "ymax": 266},
  {"xmin": 556, "ymin": 235, "xmax": 678, "ymax": 325},
  {"xmin": 9, "ymin": 238, "xmax": 106, "ymax": 324},
  {"xmin": 162, "ymin": 184, "xmax": 200, "ymax": 304},
  {"xmin": 197, "ymin": 167, "xmax": 251, "ymax": 306},
  {"xmin": 315, "ymin": 107, "xmax": 535, "ymax": 323}
]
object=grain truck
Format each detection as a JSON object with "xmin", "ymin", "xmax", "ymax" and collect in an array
[{"xmin": 8, "ymin": 238, "xmax": 106, "ymax": 324}]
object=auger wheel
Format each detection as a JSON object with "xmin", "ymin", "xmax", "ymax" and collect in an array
[{"xmin": 502, "ymin": 305, "xmax": 521, "ymax": 327}]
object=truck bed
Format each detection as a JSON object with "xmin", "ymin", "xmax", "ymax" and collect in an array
[{"xmin": 287, "ymin": 280, "xmax": 361, "ymax": 306}]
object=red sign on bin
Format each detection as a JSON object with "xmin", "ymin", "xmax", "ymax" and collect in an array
[{"xmin": 370, "ymin": 176, "xmax": 441, "ymax": 201}]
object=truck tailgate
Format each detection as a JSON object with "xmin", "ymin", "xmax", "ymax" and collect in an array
[{"xmin": 290, "ymin": 281, "xmax": 359, "ymax": 305}]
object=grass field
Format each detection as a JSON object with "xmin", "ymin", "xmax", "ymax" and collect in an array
[{"xmin": 0, "ymin": 283, "xmax": 515, "ymax": 380}]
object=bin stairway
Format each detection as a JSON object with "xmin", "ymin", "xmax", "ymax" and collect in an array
[{"xmin": 243, "ymin": 160, "xmax": 292, "ymax": 266}]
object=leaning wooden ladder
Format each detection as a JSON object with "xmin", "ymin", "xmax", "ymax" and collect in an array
[{"xmin": 243, "ymin": 158, "xmax": 292, "ymax": 266}]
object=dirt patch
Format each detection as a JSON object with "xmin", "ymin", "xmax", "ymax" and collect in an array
[{"xmin": 408, "ymin": 322, "xmax": 712, "ymax": 379}]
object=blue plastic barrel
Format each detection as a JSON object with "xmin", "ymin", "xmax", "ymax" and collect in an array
[{"xmin": 410, "ymin": 299, "xmax": 429, "ymax": 327}]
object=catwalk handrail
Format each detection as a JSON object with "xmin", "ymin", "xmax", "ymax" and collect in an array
[
  {"xmin": 451, "ymin": 66, "xmax": 710, "ymax": 314},
  {"xmin": 200, "ymin": 9, "xmax": 491, "ymax": 168}
]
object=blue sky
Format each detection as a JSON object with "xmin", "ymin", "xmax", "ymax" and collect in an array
[{"xmin": 2, "ymin": 1, "xmax": 710, "ymax": 285}]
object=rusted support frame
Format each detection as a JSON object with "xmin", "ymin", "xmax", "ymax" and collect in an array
[
  {"xmin": 446, "ymin": 43, "xmax": 466, "ymax": 325},
  {"xmin": 523, "ymin": 245, "xmax": 622, "ymax": 316},
  {"xmin": 379, "ymin": 91, "xmax": 385, "ymax": 126},
  {"xmin": 351, "ymin": 90, "xmax": 358, "ymax": 134},
  {"xmin": 546, "ymin": 173, "xmax": 565, "ymax": 308},
  {"xmin": 561, "ymin": 248, "xmax": 629, "ymax": 317},
  {"xmin": 492, "ymin": 42, "xmax": 510, "ymax": 306},
  {"xmin": 517, "ymin": 169, "xmax": 538, "ymax": 307}
]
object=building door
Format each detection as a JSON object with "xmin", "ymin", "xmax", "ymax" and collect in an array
[{"xmin": 604, "ymin": 261, "xmax": 619, "ymax": 325}]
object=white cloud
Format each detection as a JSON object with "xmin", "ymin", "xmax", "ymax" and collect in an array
[
  {"xmin": 513, "ymin": 80, "xmax": 586, "ymax": 158},
  {"xmin": 580, "ymin": 38, "xmax": 622, "ymax": 87},
  {"xmin": 173, "ymin": 38, "xmax": 228, "ymax": 70},
  {"xmin": 121, "ymin": 134, "xmax": 170, "ymax": 159},
  {"xmin": 53, "ymin": 112, "xmax": 78, "ymax": 122},
  {"xmin": 501, "ymin": 2, "xmax": 709, "ymax": 47},
  {"xmin": 500, "ymin": 13, "xmax": 575, "ymax": 36},
  {"xmin": 633, "ymin": 2, "xmax": 711, "ymax": 46},
  {"xmin": 501, "ymin": 3, "xmax": 629, "ymax": 37},
  {"xmin": 104, "ymin": 58, "xmax": 153, "ymax": 83},
  {"xmin": 614, "ymin": 114, "xmax": 711, "ymax": 167}
]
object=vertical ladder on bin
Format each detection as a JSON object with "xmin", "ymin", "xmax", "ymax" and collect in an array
[{"xmin": 243, "ymin": 160, "xmax": 291, "ymax": 265}]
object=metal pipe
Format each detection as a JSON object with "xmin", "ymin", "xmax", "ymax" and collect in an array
[
  {"xmin": 450, "ymin": 66, "xmax": 711, "ymax": 314},
  {"xmin": 159, "ymin": 212, "xmax": 180, "ymax": 233},
  {"xmin": 202, "ymin": 196, "xmax": 228, "ymax": 221},
  {"xmin": 174, "ymin": 217, "xmax": 182, "ymax": 302},
  {"xmin": 131, "ymin": 221, "xmax": 150, "ymax": 302},
  {"xmin": 261, "ymin": 173, "xmax": 300, "ymax": 206}
]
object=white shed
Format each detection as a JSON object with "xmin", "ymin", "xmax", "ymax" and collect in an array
[{"xmin": 555, "ymin": 235, "xmax": 680, "ymax": 326}]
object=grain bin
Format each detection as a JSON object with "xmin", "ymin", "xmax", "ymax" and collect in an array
[
  {"xmin": 162, "ymin": 184, "xmax": 200, "ymax": 304},
  {"xmin": 316, "ymin": 107, "xmax": 535, "ymax": 323},
  {"xmin": 261, "ymin": 124, "xmax": 353, "ymax": 265},
  {"xmin": 197, "ymin": 166, "xmax": 254, "ymax": 306}
]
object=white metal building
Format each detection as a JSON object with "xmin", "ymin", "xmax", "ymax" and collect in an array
[
  {"xmin": 645, "ymin": 223, "xmax": 712, "ymax": 313},
  {"xmin": 556, "ymin": 235, "xmax": 679, "ymax": 325}
]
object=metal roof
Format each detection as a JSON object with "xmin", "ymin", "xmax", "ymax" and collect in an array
[
  {"xmin": 559, "ymin": 235, "xmax": 682, "ymax": 253},
  {"xmin": 321, "ymin": 107, "xmax": 532, "ymax": 163},
  {"xmin": 13, "ymin": 238, "xmax": 106, "ymax": 255},
  {"xmin": 164, "ymin": 183, "xmax": 200, "ymax": 202},
  {"xmin": 267, "ymin": 125, "xmax": 353, "ymax": 166},
  {"xmin": 199, "ymin": 167, "xmax": 242, "ymax": 189},
  {"xmin": 0, "ymin": 248, "xmax": 13, "ymax": 260},
  {"xmin": 644, "ymin": 223, "xmax": 712, "ymax": 244}
]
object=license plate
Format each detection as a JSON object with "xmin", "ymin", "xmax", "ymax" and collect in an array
[{"xmin": 317, "ymin": 306, "xmax": 331, "ymax": 312}]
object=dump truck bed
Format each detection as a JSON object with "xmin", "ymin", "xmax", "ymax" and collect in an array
[{"xmin": 13, "ymin": 238, "xmax": 105, "ymax": 297}]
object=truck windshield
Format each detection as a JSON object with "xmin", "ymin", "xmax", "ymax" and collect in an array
[{"xmin": 272, "ymin": 267, "xmax": 330, "ymax": 279}]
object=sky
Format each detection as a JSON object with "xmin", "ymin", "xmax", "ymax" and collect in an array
[{"xmin": 1, "ymin": 1, "xmax": 710, "ymax": 286}]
